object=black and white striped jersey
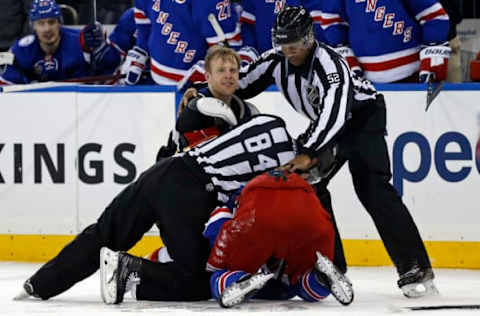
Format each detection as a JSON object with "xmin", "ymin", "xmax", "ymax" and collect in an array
[
  {"xmin": 236, "ymin": 41, "xmax": 377, "ymax": 156},
  {"xmin": 184, "ymin": 114, "xmax": 295, "ymax": 203}
]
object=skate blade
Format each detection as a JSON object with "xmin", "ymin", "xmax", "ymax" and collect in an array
[
  {"xmin": 100, "ymin": 247, "xmax": 119, "ymax": 304},
  {"xmin": 401, "ymin": 279, "xmax": 440, "ymax": 298},
  {"xmin": 315, "ymin": 252, "xmax": 354, "ymax": 306},
  {"xmin": 12, "ymin": 288, "xmax": 30, "ymax": 301},
  {"xmin": 220, "ymin": 273, "xmax": 274, "ymax": 308}
]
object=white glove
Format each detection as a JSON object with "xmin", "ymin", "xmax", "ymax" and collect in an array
[
  {"xmin": 120, "ymin": 46, "xmax": 148, "ymax": 85},
  {"xmin": 419, "ymin": 42, "xmax": 451, "ymax": 83},
  {"xmin": 238, "ymin": 46, "xmax": 260, "ymax": 68}
]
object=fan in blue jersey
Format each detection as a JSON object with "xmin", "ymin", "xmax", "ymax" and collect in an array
[
  {"xmin": 239, "ymin": 0, "xmax": 326, "ymax": 54},
  {"xmin": 0, "ymin": 0, "xmax": 91, "ymax": 84},
  {"xmin": 319, "ymin": 0, "xmax": 451, "ymax": 83},
  {"xmin": 122, "ymin": 0, "xmax": 242, "ymax": 86}
]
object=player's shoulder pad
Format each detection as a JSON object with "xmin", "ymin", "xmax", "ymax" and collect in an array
[
  {"xmin": 196, "ymin": 97, "xmax": 238, "ymax": 126},
  {"xmin": 18, "ymin": 35, "xmax": 36, "ymax": 47}
]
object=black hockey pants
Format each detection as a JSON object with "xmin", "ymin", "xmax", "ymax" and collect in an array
[
  {"xmin": 29, "ymin": 156, "xmax": 218, "ymax": 301},
  {"xmin": 315, "ymin": 94, "xmax": 432, "ymax": 275}
]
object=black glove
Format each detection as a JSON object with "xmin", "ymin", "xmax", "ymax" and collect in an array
[
  {"xmin": 155, "ymin": 131, "xmax": 178, "ymax": 162},
  {"xmin": 80, "ymin": 22, "xmax": 106, "ymax": 53}
]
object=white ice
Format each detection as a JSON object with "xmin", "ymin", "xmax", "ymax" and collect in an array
[{"xmin": 2, "ymin": 262, "xmax": 479, "ymax": 316}]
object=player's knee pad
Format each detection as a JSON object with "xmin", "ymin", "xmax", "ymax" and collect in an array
[
  {"xmin": 210, "ymin": 270, "xmax": 249, "ymax": 300},
  {"xmin": 295, "ymin": 270, "xmax": 330, "ymax": 302}
]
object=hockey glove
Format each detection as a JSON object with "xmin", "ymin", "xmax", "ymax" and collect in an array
[
  {"xmin": 80, "ymin": 22, "xmax": 109, "ymax": 71},
  {"xmin": 419, "ymin": 42, "xmax": 451, "ymax": 83},
  {"xmin": 238, "ymin": 46, "xmax": 260, "ymax": 68},
  {"xmin": 334, "ymin": 46, "xmax": 363, "ymax": 77},
  {"xmin": 120, "ymin": 46, "xmax": 149, "ymax": 85},
  {"xmin": 177, "ymin": 60, "xmax": 206, "ymax": 92}
]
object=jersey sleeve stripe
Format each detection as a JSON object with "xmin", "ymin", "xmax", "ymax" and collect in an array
[
  {"xmin": 416, "ymin": 3, "xmax": 449, "ymax": 24},
  {"xmin": 134, "ymin": 8, "xmax": 150, "ymax": 24},
  {"xmin": 240, "ymin": 11, "xmax": 256, "ymax": 24}
]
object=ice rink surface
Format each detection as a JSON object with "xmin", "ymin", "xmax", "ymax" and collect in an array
[{"xmin": 2, "ymin": 262, "xmax": 479, "ymax": 316}]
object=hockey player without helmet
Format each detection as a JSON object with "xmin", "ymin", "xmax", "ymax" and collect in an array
[
  {"xmin": 29, "ymin": 0, "xmax": 63, "ymax": 23},
  {"xmin": 272, "ymin": 6, "xmax": 313, "ymax": 47}
]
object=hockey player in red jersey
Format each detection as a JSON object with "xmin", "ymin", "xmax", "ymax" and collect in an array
[{"xmin": 203, "ymin": 170, "xmax": 354, "ymax": 307}]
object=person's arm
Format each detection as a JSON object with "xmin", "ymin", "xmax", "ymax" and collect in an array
[
  {"xmin": 317, "ymin": 0, "xmax": 348, "ymax": 47},
  {"xmin": 405, "ymin": 0, "xmax": 451, "ymax": 82},
  {"xmin": 202, "ymin": 206, "xmax": 234, "ymax": 249},
  {"xmin": 0, "ymin": 41, "xmax": 30, "ymax": 84},
  {"xmin": 284, "ymin": 50, "xmax": 352, "ymax": 173},
  {"xmin": 236, "ymin": 48, "xmax": 278, "ymax": 99},
  {"xmin": 120, "ymin": 0, "xmax": 150, "ymax": 85},
  {"xmin": 239, "ymin": 0, "xmax": 258, "ymax": 49},
  {"xmin": 317, "ymin": 0, "xmax": 362, "ymax": 75},
  {"xmin": 298, "ymin": 54, "xmax": 352, "ymax": 157}
]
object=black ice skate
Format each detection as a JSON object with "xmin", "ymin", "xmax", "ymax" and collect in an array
[
  {"xmin": 219, "ymin": 272, "xmax": 274, "ymax": 308},
  {"xmin": 398, "ymin": 265, "xmax": 439, "ymax": 298},
  {"xmin": 100, "ymin": 247, "xmax": 142, "ymax": 304},
  {"xmin": 314, "ymin": 251, "xmax": 354, "ymax": 305},
  {"xmin": 13, "ymin": 279, "xmax": 41, "ymax": 301}
]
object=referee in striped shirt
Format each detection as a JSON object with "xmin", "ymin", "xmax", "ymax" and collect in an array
[{"xmin": 233, "ymin": 6, "xmax": 436, "ymax": 296}]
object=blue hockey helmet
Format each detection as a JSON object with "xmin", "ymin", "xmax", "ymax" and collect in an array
[{"xmin": 29, "ymin": 0, "xmax": 63, "ymax": 23}]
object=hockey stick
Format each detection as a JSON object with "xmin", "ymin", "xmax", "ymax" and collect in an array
[
  {"xmin": 88, "ymin": 0, "xmax": 97, "ymax": 24},
  {"xmin": 402, "ymin": 304, "xmax": 480, "ymax": 311},
  {"xmin": 1, "ymin": 73, "xmax": 125, "ymax": 93},
  {"xmin": 177, "ymin": 14, "xmax": 228, "ymax": 91},
  {"xmin": 208, "ymin": 13, "xmax": 229, "ymax": 47},
  {"xmin": 425, "ymin": 80, "xmax": 444, "ymax": 112},
  {"xmin": 176, "ymin": 14, "xmax": 230, "ymax": 91}
]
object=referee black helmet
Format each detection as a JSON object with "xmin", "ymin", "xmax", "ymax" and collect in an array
[{"xmin": 272, "ymin": 6, "xmax": 314, "ymax": 47}]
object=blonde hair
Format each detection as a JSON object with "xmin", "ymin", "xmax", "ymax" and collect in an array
[{"xmin": 204, "ymin": 45, "xmax": 241, "ymax": 73}]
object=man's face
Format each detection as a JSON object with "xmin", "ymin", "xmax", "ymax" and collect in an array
[
  {"xmin": 33, "ymin": 18, "xmax": 61, "ymax": 46},
  {"xmin": 206, "ymin": 55, "xmax": 239, "ymax": 98},
  {"xmin": 281, "ymin": 39, "xmax": 311, "ymax": 67}
]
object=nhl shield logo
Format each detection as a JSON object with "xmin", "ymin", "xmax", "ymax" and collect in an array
[{"xmin": 306, "ymin": 83, "xmax": 321, "ymax": 110}]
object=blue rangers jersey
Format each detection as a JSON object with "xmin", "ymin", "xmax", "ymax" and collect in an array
[
  {"xmin": 319, "ymin": 0, "xmax": 449, "ymax": 83},
  {"xmin": 0, "ymin": 28, "xmax": 90, "ymax": 84},
  {"xmin": 94, "ymin": 7, "xmax": 138, "ymax": 77},
  {"xmin": 134, "ymin": 0, "xmax": 242, "ymax": 85},
  {"xmin": 239, "ymin": 0, "xmax": 326, "ymax": 54},
  {"xmin": 109, "ymin": 7, "xmax": 137, "ymax": 56}
]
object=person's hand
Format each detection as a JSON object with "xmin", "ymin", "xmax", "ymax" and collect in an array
[
  {"xmin": 279, "ymin": 154, "xmax": 318, "ymax": 173},
  {"xmin": 80, "ymin": 22, "xmax": 106, "ymax": 53},
  {"xmin": 179, "ymin": 87, "xmax": 198, "ymax": 113},
  {"xmin": 120, "ymin": 46, "xmax": 149, "ymax": 85},
  {"xmin": 419, "ymin": 43, "xmax": 451, "ymax": 83}
]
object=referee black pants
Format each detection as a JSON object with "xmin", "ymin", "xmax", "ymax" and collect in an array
[
  {"xmin": 29, "ymin": 157, "xmax": 218, "ymax": 301},
  {"xmin": 315, "ymin": 94, "xmax": 432, "ymax": 276}
]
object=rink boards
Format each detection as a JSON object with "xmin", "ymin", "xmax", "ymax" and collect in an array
[{"xmin": 0, "ymin": 84, "xmax": 479, "ymax": 268}]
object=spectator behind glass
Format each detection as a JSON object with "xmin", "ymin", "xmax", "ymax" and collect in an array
[
  {"xmin": 0, "ymin": 0, "xmax": 30, "ymax": 52},
  {"xmin": 438, "ymin": 0, "xmax": 463, "ymax": 82},
  {"xmin": 319, "ymin": 0, "xmax": 451, "ymax": 83}
]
